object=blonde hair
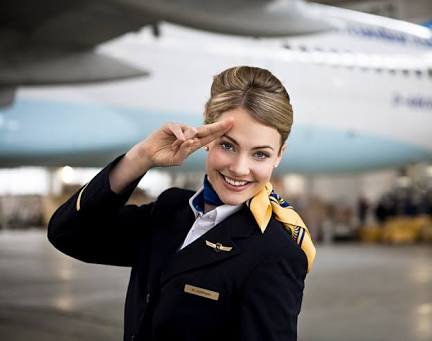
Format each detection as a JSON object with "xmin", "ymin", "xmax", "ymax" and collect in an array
[{"xmin": 204, "ymin": 66, "xmax": 293, "ymax": 148}]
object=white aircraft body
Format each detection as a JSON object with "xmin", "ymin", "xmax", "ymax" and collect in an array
[{"xmin": 1, "ymin": 3, "xmax": 431, "ymax": 173}]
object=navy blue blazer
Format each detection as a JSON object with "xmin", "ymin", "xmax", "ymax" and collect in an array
[{"xmin": 48, "ymin": 155, "xmax": 308, "ymax": 341}]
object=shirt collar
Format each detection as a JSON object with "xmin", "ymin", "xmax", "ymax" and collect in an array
[{"xmin": 189, "ymin": 187, "xmax": 242, "ymax": 225}]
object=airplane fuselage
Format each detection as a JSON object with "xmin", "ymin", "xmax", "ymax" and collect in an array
[{"xmin": 1, "ymin": 8, "xmax": 431, "ymax": 173}]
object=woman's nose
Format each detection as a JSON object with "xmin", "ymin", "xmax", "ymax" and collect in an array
[{"xmin": 228, "ymin": 155, "xmax": 250, "ymax": 176}]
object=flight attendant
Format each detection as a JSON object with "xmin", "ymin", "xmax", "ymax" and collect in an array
[{"xmin": 48, "ymin": 66, "xmax": 316, "ymax": 341}]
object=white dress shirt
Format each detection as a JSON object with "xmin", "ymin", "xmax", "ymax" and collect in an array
[{"xmin": 179, "ymin": 187, "xmax": 242, "ymax": 250}]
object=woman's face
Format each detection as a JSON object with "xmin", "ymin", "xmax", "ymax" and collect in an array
[{"xmin": 205, "ymin": 107, "xmax": 285, "ymax": 205}]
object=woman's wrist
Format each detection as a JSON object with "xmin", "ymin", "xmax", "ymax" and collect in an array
[
  {"xmin": 125, "ymin": 144, "xmax": 154, "ymax": 172},
  {"xmin": 109, "ymin": 147, "xmax": 153, "ymax": 194}
]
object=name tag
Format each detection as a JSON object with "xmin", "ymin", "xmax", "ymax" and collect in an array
[{"xmin": 184, "ymin": 284, "xmax": 220, "ymax": 301}]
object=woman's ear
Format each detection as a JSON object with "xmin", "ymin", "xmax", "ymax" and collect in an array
[
  {"xmin": 278, "ymin": 143, "xmax": 287, "ymax": 156},
  {"xmin": 275, "ymin": 143, "xmax": 287, "ymax": 167}
]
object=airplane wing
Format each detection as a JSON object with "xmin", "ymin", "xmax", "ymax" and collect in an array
[
  {"xmin": 2, "ymin": 0, "xmax": 429, "ymax": 100},
  {"xmin": 1, "ymin": 0, "xmax": 158, "ymax": 106},
  {"xmin": 1, "ymin": 1, "xmax": 159, "ymax": 49},
  {"xmin": 1, "ymin": 0, "xmax": 334, "ymax": 47},
  {"xmin": 0, "ymin": 0, "xmax": 336, "ymax": 107}
]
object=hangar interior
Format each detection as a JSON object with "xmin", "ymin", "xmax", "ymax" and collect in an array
[{"xmin": 0, "ymin": 1, "xmax": 431, "ymax": 341}]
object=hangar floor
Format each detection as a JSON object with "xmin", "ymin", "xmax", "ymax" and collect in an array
[{"xmin": 0, "ymin": 230, "xmax": 431, "ymax": 341}]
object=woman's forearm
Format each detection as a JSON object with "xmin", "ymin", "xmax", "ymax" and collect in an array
[{"xmin": 109, "ymin": 149, "xmax": 153, "ymax": 194}]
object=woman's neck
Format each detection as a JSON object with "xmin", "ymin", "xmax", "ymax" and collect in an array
[{"xmin": 204, "ymin": 202, "xmax": 217, "ymax": 214}]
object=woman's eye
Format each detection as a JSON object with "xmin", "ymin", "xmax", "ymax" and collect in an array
[
  {"xmin": 254, "ymin": 151, "xmax": 270, "ymax": 159},
  {"xmin": 220, "ymin": 142, "xmax": 234, "ymax": 151}
]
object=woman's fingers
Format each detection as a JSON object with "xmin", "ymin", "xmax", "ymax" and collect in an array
[
  {"xmin": 196, "ymin": 118, "xmax": 233, "ymax": 138},
  {"xmin": 196, "ymin": 118, "xmax": 233, "ymax": 146},
  {"xmin": 171, "ymin": 139, "xmax": 182, "ymax": 151},
  {"xmin": 177, "ymin": 118, "xmax": 234, "ymax": 156},
  {"xmin": 171, "ymin": 127, "xmax": 197, "ymax": 151},
  {"xmin": 175, "ymin": 138, "xmax": 199, "ymax": 163},
  {"xmin": 168, "ymin": 119, "xmax": 233, "ymax": 164},
  {"xmin": 166, "ymin": 124, "xmax": 198, "ymax": 151},
  {"xmin": 165, "ymin": 123, "xmax": 186, "ymax": 142},
  {"xmin": 169, "ymin": 121, "xmax": 227, "ymax": 149},
  {"xmin": 184, "ymin": 127, "xmax": 198, "ymax": 139}
]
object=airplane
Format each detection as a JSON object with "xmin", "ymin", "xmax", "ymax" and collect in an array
[
  {"xmin": 0, "ymin": 0, "xmax": 335, "ymax": 107},
  {"xmin": 0, "ymin": 1, "xmax": 431, "ymax": 173}
]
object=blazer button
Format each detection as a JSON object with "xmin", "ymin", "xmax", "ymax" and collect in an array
[
  {"xmin": 145, "ymin": 292, "xmax": 151, "ymax": 304},
  {"xmin": 131, "ymin": 335, "xmax": 135, "ymax": 341}
]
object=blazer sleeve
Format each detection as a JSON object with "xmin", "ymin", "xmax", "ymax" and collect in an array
[
  {"xmin": 239, "ymin": 245, "xmax": 307, "ymax": 341},
  {"xmin": 47, "ymin": 154, "xmax": 155, "ymax": 267}
]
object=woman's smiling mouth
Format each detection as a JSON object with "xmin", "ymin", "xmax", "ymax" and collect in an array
[{"xmin": 219, "ymin": 172, "xmax": 252, "ymax": 191}]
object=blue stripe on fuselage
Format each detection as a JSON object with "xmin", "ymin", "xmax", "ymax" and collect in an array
[
  {"xmin": 1, "ymin": 99, "xmax": 431, "ymax": 173},
  {"xmin": 346, "ymin": 25, "xmax": 432, "ymax": 48}
]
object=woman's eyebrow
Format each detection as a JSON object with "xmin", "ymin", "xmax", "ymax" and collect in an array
[{"xmin": 222, "ymin": 134, "xmax": 274, "ymax": 151}]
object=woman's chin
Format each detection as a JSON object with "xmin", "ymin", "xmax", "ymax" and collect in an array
[
  {"xmin": 216, "ymin": 188, "xmax": 254, "ymax": 206},
  {"xmin": 220, "ymin": 197, "xmax": 244, "ymax": 206}
]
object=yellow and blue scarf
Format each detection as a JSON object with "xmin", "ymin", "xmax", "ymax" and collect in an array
[
  {"xmin": 246, "ymin": 183, "xmax": 316, "ymax": 273},
  {"xmin": 202, "ymin": 176, "xmax": 316, "ymax": 272}
]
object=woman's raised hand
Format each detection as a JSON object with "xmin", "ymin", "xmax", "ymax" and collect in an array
[
  {"xmin": 128, "ymin": 118, "xmax": 233, "ymax": 169},
  {"xmin": 109, "ymin": 118, "xmax": 233, "ymax": 193}
]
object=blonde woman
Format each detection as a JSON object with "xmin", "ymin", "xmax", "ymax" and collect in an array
[{"xmin": 48, "ymin": 66, "xmax": 316, "ymax": 341}]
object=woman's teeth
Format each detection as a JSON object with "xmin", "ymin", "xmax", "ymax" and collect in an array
[{"xmin": 223, "ymin": 175, "xmax": 248, "ymax": 187}]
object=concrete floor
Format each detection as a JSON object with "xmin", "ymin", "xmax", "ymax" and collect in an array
[{"xmin": 0, "ymin": 230, "xmax": 431, "ymax": 341}]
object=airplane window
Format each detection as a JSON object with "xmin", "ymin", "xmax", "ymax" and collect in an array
[
  {"xmin": 299, "ymin": 45, "xmax": 308, "ymax": 51},
  {"xmin": 389, "ymin": 69, "xmax": 397, "ymax": 75},
  {"xmin": 151, "ymin": 24, "xmax": 161, "ymax": 38},
  {"xmin": 428, "ymin": 69, "xmax": 432, "ymax": 78},
  {"xmin": 402, "ymin": 69, "xmax": 409, "ymax": 77},
  {"xmin": 414, "ymin": 70, "xmax": 422, "ymax": 78},
  {"xmin": 283, "ymin": 44, "xmax": 291, "ymax": 50}
]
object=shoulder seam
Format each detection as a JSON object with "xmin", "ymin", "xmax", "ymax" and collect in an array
[
  {"xmin": 262, "ymin": 218, "xmax": 308, "ymax": 270},
  {"xmin": 156, "ymin": 187, "xmax": 194, "ymax": 209}
]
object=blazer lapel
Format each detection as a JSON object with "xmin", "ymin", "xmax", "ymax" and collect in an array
[{"xmin": 160, "ymin": 205, "xmax": 257, "ymax": 286}]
